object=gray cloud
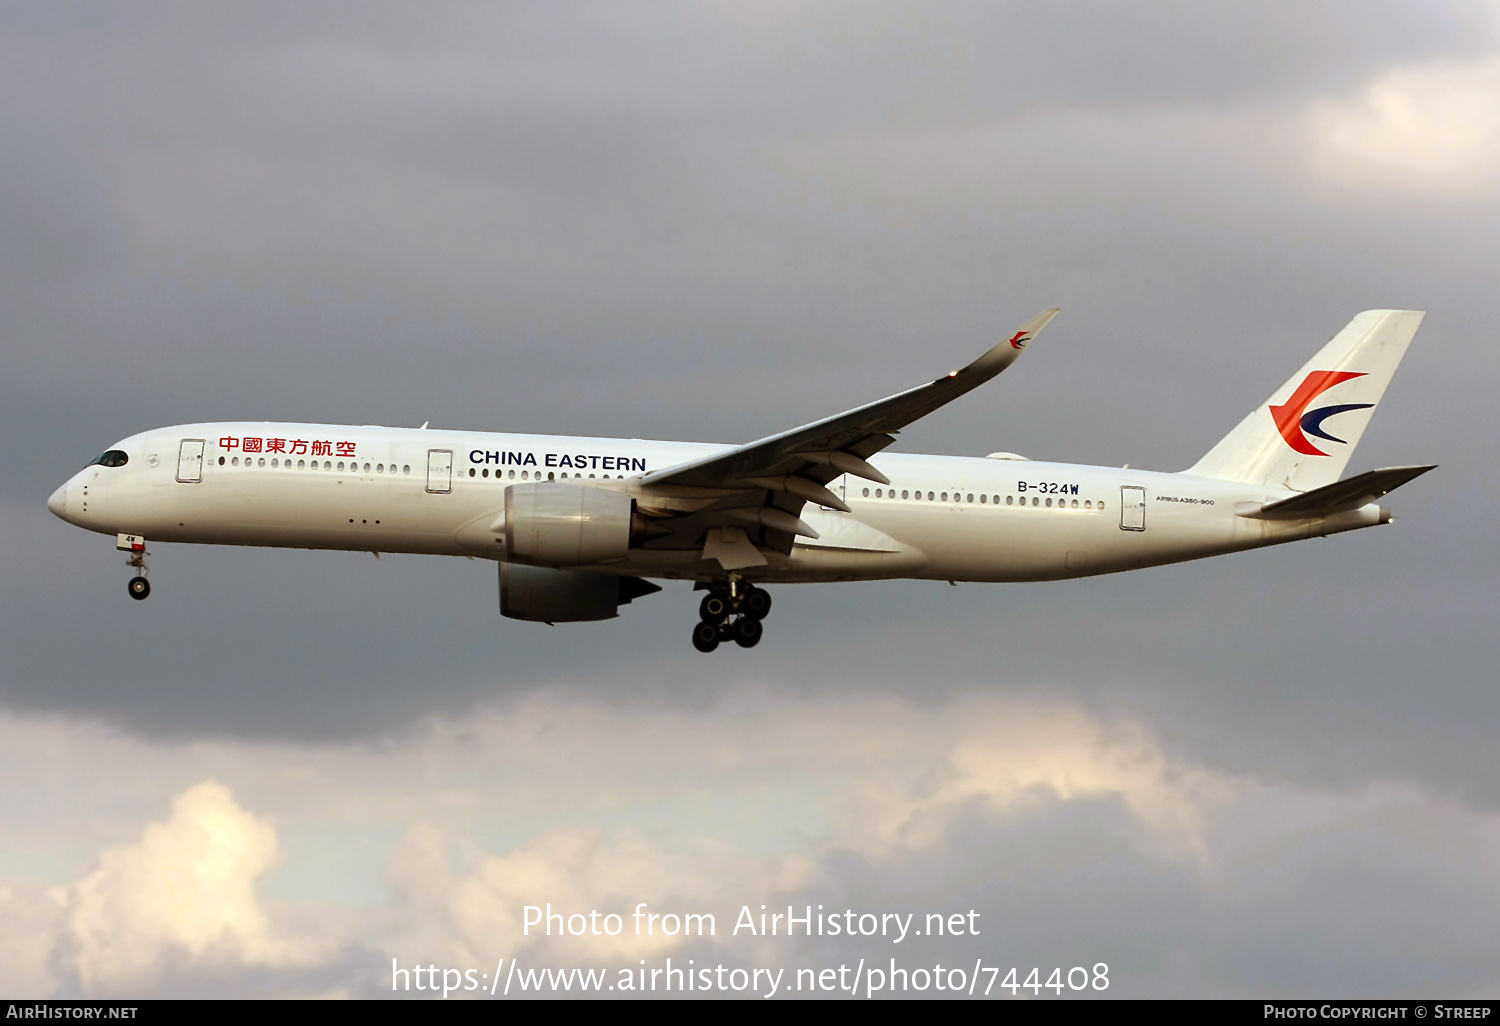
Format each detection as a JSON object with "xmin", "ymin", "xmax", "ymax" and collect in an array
[
  {"xmin": 2, "ymin": 1, "xmax": 1497, "ymax": 996},
  {"xmin": 2, "ymin": 695, "xmax": 1497, "ymax": 998}
]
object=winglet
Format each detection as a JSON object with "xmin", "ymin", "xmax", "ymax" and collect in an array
[
  {"xmin": 959, "ymin": 308, "xmax": 1060, "ymax": 381},
  {"xmin": 1007, "ymin": 308, "xmax": 1061, "ymax": 352}
]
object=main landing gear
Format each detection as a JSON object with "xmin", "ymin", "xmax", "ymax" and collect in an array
[{"xmin": 692, "ymin": 578, "xmax": 772, "ymax": 653}]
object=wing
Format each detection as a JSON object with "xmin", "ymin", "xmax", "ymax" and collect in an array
[{"xmin": 635, "ymin": 308, "xmax": 1060, "ymax": 566}]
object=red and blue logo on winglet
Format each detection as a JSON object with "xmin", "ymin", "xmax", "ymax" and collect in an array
[{"xmin": 1270, "ymin": 371, "xmax": 1374, "ymax": 456}]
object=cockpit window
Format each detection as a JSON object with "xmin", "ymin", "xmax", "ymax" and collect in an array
[{"xmin": 89, "ymin": 450, "xmax": 129, "ymax": 468}]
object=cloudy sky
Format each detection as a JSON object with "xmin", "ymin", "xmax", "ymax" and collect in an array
[{"xmin": 3, "ymin": 0, "xmax": 1499, "ymax": 999}]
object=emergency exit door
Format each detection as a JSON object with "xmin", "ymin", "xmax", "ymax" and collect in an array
[
  {"xmin": 176, "ymin": 439, "xmax": 205, "ymax": 483},
  {"xmin": 1120, "ymin": 486, "xmax": 1146, "ymax": 531},
  {"xmin": 426, "ymin": 449, "xmax": 453, "ymax": 494}
]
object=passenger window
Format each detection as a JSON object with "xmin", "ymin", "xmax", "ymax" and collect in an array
[
  {"xmin": 862, "ymin": 487, "xmax": 870, "ymax": 497},
  {"xmin": 482, "ymin": 468, "xmax": 489, "ymax": 477},
  {"xmin": 469, "ymin": 468, "xmax": 476, "ymax": 477},
  {"xmin": 927, "ymin": 492, "xmax": 934, "ymax": 501},
  {"xmin": 271, "ymin": 458, "xmax": 279, "ymax": 468},
  {"xmin": 508, "ymin": 470, "xmax": 515, "ymax": 479},
  {"xmin": 403, "ymin": 465, "xmax": 411, "ymax": 474},
  {"xmin": 902, "ymin": 490, "xmax": 909, "ymax": 499},
  {"xmin": 218, "ymin": 456, "xmax": 226, "ymax": 465},
  {"xmin": 337, "ymin": 461, "xmax": 345, "ymax": 471},
  {"xmin": 967, "ymin": 493, "xmax": 973, "ymax": 503},
  {"xmin": 258, "ymin": 458, "xmax": 266, "ymax": 467},
  {"xmin": 377, "ymin": 464, "xmax": 384, "ymax": 473},
  {"xmin": 363, "ymin": 463, "xmax": 371, "ymax": 473}
]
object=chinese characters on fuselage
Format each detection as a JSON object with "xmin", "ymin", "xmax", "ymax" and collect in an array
[{"xmin": 219, "ymin": 437, "xmax": 356, "ymax": 457}]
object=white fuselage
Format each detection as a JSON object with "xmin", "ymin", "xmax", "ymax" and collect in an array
[{"xmin": 48, "ymin": 422, "xmax": 1387, "ymax": 584}]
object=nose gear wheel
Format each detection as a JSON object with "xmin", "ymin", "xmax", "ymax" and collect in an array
[{"xmin": 124, "ymin": 543, "xmax": 152, "ymax": 601}]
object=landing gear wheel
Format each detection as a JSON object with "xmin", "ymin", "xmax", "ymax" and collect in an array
[
  {"xmin": 128, "ymin": 576, "xmax": 151, "ymax": 601},
  {"xmin": 692, "ymin": 621, "xmax": 721, "ymax": 653},
  {"xmin": 732, "ymin": 616, "xmax": 763, "ymax": 648},
  {"xmin": 699, "ymin": 594, "xmax": 730, "ymax": 622},
  {"xmin": 741, "ymin": 587, "xmax": 771, "ymax": 620}
]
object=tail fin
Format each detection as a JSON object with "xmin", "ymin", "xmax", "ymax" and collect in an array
[{"xmin": 1186, "ymin": 310, "xmax": 1424, "ymax": 491}]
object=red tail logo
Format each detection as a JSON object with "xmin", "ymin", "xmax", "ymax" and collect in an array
[
  {"xmin": 1270, "ymin": 371, "xmax": 1372, "ymax": 456},
  {"xmin": 1009, "ymin": 331, "xmax": 1030, "ymax": 350}
]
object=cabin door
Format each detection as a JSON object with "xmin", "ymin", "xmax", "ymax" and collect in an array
[
  {"xmin": 1119, "ymin": 486, "xmax": 1146, "ymax": 531},
  {"xmin": 176, "ymin": 439, "xmax": 205, "ymax": 483},
  {"xmin": 426, "ymin": 449, "xmax": 453, "ymax": 494}
]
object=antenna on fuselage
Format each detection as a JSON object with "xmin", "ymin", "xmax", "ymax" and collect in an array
[{"xmin": 419, "ymin": 421, "xmax": 429, "ymax": 430}]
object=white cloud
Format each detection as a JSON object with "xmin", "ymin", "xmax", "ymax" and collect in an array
[
  {"xmin": 59, "ymin": 780, "xmax": 328, "ymax": 992},
  {"xmin": 834, "ymin": 702, "xmax": 1234, "ymax": 863},
  {"xmin": 385, "ymin": 821, "xmax": 816, "ymax": 967},
  {"xmin": 0, "ymin": 691, "xmax": 1497, "ymax": 996},
  {"xmin": 0, "ymin": 883, "xmax": 67, "ymax": 996},
  {"xmin": 1310, "ymin": 58, "xmax": 1500, "ymax": 187}
]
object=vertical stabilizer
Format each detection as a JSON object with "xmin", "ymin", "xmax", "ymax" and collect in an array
[{"xmin": 1185, "ymin": 310, "xmax": 1424, "ymax": 492}]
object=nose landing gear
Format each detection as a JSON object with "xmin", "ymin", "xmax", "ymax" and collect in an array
[
  {"xmin": 691, "ymin": 577, "xmax": 770, "ymax": 653},
  {"xmin": 118, "ymin": 533, "xmax": 151, "ymax": 601}
]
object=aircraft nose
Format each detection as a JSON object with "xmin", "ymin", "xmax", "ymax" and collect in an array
[{"xmin": 47, "ymin": 483, "xmax": 67, "ymax": 518}]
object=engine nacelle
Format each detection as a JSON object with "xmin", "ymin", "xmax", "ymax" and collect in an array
[
  {"xmin": 500, "ymin": 563, "xmax": 662, "ymax": 622},
  {"xmin": 504, "ymin": 482, "xmax": 634, "ymax": 567}
]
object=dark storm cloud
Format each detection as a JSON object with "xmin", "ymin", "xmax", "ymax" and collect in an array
[{"xmin": 1, "ymin": 0, "xmax": 1496, "ymax": 834}]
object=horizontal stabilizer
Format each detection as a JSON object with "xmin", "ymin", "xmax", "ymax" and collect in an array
[{"xmin": 1237, "ymin": 465, "xmax": 1436, "ymax": 520}]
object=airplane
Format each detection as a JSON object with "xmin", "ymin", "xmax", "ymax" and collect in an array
[{"xmin": 47, "ymin": 308, "xmax": 1434, "ymax": 652}]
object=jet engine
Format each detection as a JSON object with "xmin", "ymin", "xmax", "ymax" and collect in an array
[
  {"xmin": 500, "ymin": 563, "xmax": 662, "ymax": 622},
  {"xmin": 504, "ymin": 482, "xmax": 666, "ymax": 567}
]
